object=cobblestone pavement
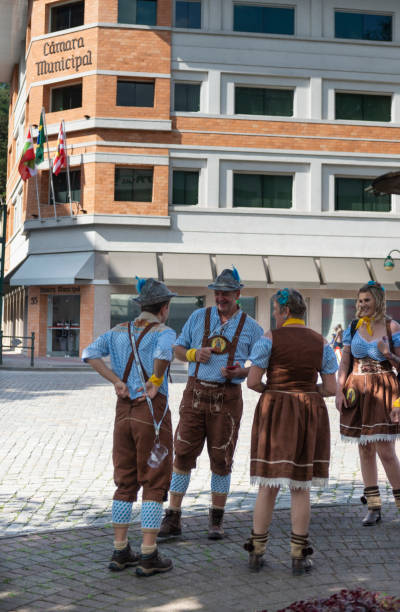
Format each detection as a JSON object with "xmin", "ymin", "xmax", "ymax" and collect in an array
[
  {"xmin": 0, "ymin": 370, "xmax": 399, "ymax": 537},
  {"xmin": 1, "ymin": 505, "xmax": 400, "ymax": 611}
]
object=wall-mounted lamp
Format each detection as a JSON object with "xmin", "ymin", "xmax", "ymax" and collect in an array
[
  {"xmin": 84, "ymin": 115, "xmax": 90, "ymax": 120},
  {"xmin": 32, "ymin": 124, "xmax": 38, "ymax": 129},
  {"xmin": 384, "ymin": 249, "xmax": 400, "ymax": 271}
]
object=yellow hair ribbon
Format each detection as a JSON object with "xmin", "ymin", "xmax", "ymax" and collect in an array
[
  {"xmin": 282, "ymin": 318, "xmax": 305, "ymax": 327},
  {"xmin": 355, "ymin": 317, "xmax": 374, "ymax": 336},
  {"xmin": 392, "ymin": 398, "xmax": 400, "ymax": 409},
  {"xmin": 148, "ymin": 374, "xmax": 163, "ymax": 387},
  {"xmin": 186, "ymin": 348, "xmax": 197, "ymax": 362}
]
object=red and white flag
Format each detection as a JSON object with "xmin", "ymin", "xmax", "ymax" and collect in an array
[{"xmin": 52, "ymin": 122, "xmax": 67, "ymax": 176}]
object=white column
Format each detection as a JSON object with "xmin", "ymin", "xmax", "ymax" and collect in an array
[
  {"xmin": 93, "ymin": 285, "xmax": 111, "ymax": 337},
  {"xmin": 207, "ymin": 70, "xmax": 221, "ymax": 115},
  {"xmin": 309, "ymin": 160, "xmax": 322, "ymax": 213},
  {"xmin": 206, "ymin": 155, "xmax": 220, "ymax": 208},
  {"xmin": 309, "ymin": 77, "xmax": 322, "ymax": 120}
]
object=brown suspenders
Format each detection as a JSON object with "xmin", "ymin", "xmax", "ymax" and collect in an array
[
  {"xmin": 122, "ymin": 322, "xmax": 159, "ymax": 384},
  {"xmin": 193, "ymin": 307, "xmax": 247, "ymax": 381}
]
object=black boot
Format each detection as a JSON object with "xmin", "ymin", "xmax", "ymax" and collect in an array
[
  {"xmin": 208, "ymin": 507, "xmax": 225, "ymax": 540},
  {"xmin": 393, "ymin": 488, "xmax": 400, "ymax": 511},
  {"xmin": 291, "ymin": 532, "xmax": 313, "ymax": 576},
  {"xmin": 243, "ymin": 530, "xmax": 268, "ymax": 572},
  {"xmin": 361, "ymin": 487, "xmax": 382, "ymax": 526},
  {"xmin": 157, "ymin": 509, "xmax": 182, "ymax": 540}
]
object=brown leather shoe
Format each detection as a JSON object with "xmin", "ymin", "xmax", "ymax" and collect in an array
[
  {"xmin": 108, "ymin": 542, "xmax": 139, "ymax": 571},
  {"xmin": 135, "ymin": 548, "xmax": 173, "ymax": 577},
  {"xmin": 157, "ymin": 509, "xmax": 182, "ymax": 540},
  {"xmin": 208, "ymin": 508, "xmax": 224, "ymax": 540},
  {"xmin": 362, "ymin": 508, "xmax": 382, "ymax": 526}
]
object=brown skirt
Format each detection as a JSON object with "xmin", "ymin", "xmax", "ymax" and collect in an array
[
  {"xmin": 250, "ymin": 390, "xmax": 330, "ymax": 490},
  {"xmin": 341, "ymin": 370, "xmax": 400, "ymax": 444}
]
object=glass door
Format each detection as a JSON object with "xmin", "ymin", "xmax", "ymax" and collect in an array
[{"xmin": 47, "ymin": 295, "xmax": 80, "ymax": 356}]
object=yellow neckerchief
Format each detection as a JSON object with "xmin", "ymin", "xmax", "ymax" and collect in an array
[
  {"xmin": 282, "ymin": 318, "xmax": 305, "ymax": 327},
  {"xmin": 355, "ymin": 316, "xmax": 374, "ymax": 336}
]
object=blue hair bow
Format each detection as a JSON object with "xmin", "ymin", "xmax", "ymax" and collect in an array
[
  {"xmin": 277, "ymin": 288, "xmax": 289, "ymax": 305},
  {"xmin": 367, "ymin": 280, "xmax": 385, "ymax": 292},
  {"xmin": 231, "ymin": 265, "xmax": 241, "ymax": 282},
  {"xmin": 136, "ymin": 275, "xmax": 146, "ymax": 294}
]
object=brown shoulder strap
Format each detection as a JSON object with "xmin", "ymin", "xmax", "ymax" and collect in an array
[
  {"xmin": 122, "ymin": 322, "xmax": 159, "ymax": 383},
  {"xmin": 386, "ymin": 318, "xmax": 394, "ymax": 352},
  {"xmin": 227, "ymin": 311, "xmax": 247, "ymax": 367},
  {"xmin": 194, "ymin": 307, "xmax": 212, "ymax": 379}
]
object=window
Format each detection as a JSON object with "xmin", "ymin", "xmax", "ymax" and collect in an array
[
  {"xmin": 387, "ymin": 301, "xmax": 400, "ymax": 323},
  {"xmin": 118, "ymin": 0, "xmax": 157, "ymax": 26},
  {"xmin": 234, "ymin": 5, "xmax": 294, "ymax": 35},
  {"xmin": 335, "ymin": 92, "xmax": 391, "ymax": 122},
  {"xmin": 51, "ymin": 84, "xmax": 82, "ymax": 111},
  {"xmin": 235, "ymin": 86, "xmax": 293, "ymax": 116},
  {"xmin": 335, "ymin": 11, "xmax": 392, "ymax": 41},
  {"xmin": 237, "ymin": 296, "xmax": 256, "ymax": 319},
  {"xmin": 13, "ymin": 190, "xmax": 23, "ymax": 232},
  {"xmin": 111, "ymin": 294, "xmax": 205, "ymax": 334},
  {"xmin": 172, "ymin": 170, "xmax": 199, "ymax": 205},
  {"xmin": 174, "ymin": 83, "xmax": 200, "ymax": 111},
  {"xmin": 50, "ymin": 1, "xmax": 84, "ymax": 32},
  {"xmin": 52, "ymin": 170, "xmax": 81, "ymax": 204},
  {"xmin": 116, "ymin": 81, "xmax": 154, "ymax": 107},
  {"xmin": 335, "ymin": 178, "xmax": 391, "ymax": 212},
  {"xmin": 175, "ymin": 1, "xmax": 201, "ymax": 28},
  {"xmin": 115, "ymin": 168, "xmax": 153, "ymax": 202},
  {"xmin": 234, "ymin": 174, "xmax": 292, "ymax": 208},
  {"xmin": 322, "ymin": 298, "xmax": 356, "ymax": 339}
]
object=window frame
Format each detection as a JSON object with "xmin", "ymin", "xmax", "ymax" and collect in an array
[
  {"xmin": 49, "ymin": 0, "xmax": 85, "ymax": 33},
  {"xmin": 174, "ymin": 0, "xmax": 202, "ymax": 29},
  {"xmin": 234, "ymin": 85, "xmax": 294, "ymax": 117},
  {"xmin": 334, "ymin": 176, "xmax": 391, "ymax": 213},
  {"xmin": 335, "ymin": 91, "xmax": 392, "ymax": 122},
  {"xmin": 233, "ymin": 2, "xmax": 295, "ymax": 36},
  {"xmin": 50, "ymin": 82, "xmax": 82, "ymax": 112},
  {"xmin": 116, "ymin": 79, "xmax": 155, "ymax": 108},
  {"xmin": 173, "ymin": 81, "xmax": 202, "ymax": 112},
  {"xmin": 233, "ymin": 172, "xmax": 294, "ymax": 209},
  {"xmin": 114, "ymin": 167, "xmax": 154, "ymax": 202},
  {"xmin": 52, "ymin": 168, "xmax": 82, "ymax": 205},
  {"xmin": 334, "ymin": 9, "xmax": 393, "ymax": 42},
  {"xmin": 117, "ymin": 0, "xmax": 158, "ymax": 26},
  {"xmin": 172, "ymin": 169, "xmax": 200, "ymax": 205}
]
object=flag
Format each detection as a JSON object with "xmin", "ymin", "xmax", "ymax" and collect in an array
[
  {"xmin": 18, "ymin": 129, "xmax": 37, "ymax": 181},
  {"xmin": 35, "ymin": 111, "xmax": 45, "ymax": 166},
  {"xmin": 53, "ymin": 122, "xmax": 67, "ymax": 176}
]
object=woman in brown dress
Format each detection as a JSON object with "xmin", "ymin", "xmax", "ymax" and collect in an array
[
  {"xmin": 336, "ymin": 281, "xmax": 400, "ymax": 526},
  {"xmin": 245, "ymin": 289, "xmax": 337, "ymax": 575}
]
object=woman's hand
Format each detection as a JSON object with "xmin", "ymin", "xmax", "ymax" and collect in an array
[
  {"xmin": 137, "ymin": 381, "xmax": 159, "ymax": 401},
  {"xmin": 335, "ymin": 390, "xmax": 347, "ymax": 414},
  {"xmin": 390, "ymin": 406, "xmax": 400, "ymax": 423}
]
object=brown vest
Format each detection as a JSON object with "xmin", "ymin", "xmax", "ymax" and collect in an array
[{"xmin": 266, "ymin": 327, "xmax": 324, "ymax": 392}]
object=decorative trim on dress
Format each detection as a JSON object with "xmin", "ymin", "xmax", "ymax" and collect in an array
[
  {"xmin": 250, "ymin": 476, "xmax": 329, "ymax": 490},
  {"xmin": 341, "ymin": 434, "xmax": 400, "ymax": 445}
]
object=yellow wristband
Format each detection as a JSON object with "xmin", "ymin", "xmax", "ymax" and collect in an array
[
  {"xmin": 393, "ymin": 398, "xmax": 400, "ymax": 408},
  {"xmin": 186, "ymin": 348, "xmax": 197, "ymax": 362},
  {"xmin": 149, "ymin": 374, "xmax": 163, "ymax": 387}
]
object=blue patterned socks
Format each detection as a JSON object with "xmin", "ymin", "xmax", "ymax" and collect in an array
[
  {"xmin": 112, "ymin": 500, "xmax": 133, "ymax": 525},
  {"xmin": 141, "ymin": 501, "xmax": 163, "ymax": 532},
  {"xmin": 211, "ymin": 472, "xmax": 231, "ymax": 495},
  {"xmin": 170, "ymin": 470, "xmax": 191, "ymax": 495}
]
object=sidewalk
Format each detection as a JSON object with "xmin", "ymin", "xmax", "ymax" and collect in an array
[{"xmin": 1, "ymin": 504, "xmax": 400, "ymax": 612}]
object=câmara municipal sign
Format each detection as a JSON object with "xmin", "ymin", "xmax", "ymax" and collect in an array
[{"xmin": 35, "ymin": 36, "xmax": 92, "ymax": 76}]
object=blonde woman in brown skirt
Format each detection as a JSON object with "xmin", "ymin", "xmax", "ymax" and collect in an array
[
  {"xmin": 336, "ymin": 281, "xmax": 400, "ymax": 527},
  {"xmin": 245, "ymin": 289, "xmax": 338, "ymax": 575}
]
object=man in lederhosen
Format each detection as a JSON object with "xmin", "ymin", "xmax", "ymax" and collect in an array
[
  {"xmin": 158, "ymin": 268, "xmax": 263, "ymax": 540},
  {"xmin": 83, "ymin": 278, "xmax": 177, "ymax": 576}
]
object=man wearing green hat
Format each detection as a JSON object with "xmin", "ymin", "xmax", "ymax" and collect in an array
[
  {"xmin": 158, "ymin": 268, "xmax": 263, "ymax": 540},
  {"xmin": 83, "ymin": 278, "xmax": 177, "ymax": 576}
]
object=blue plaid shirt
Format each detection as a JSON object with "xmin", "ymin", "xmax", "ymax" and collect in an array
[
  {"xmin": 82, "ymin": 312, "xmax": 176, "ymax": 400},
  {"xmin": 175, "ymin": 306, "xmax": 263, "ymax": 383}
]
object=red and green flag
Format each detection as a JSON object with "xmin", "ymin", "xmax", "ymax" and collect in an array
[{"xmin": 18, "ymin": 129, "xmax": 37, "ymax": 181}]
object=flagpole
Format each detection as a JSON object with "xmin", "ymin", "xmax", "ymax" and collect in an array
[
  {"xmin": 41, "ymin": 107, "xmax": 57, "ymax": 220},
  {"xmin": 62, "ymin": 120, "xmax": 73, "ymax": 217},
  {"xmin": 30, "ymin": 124, "xmax": 42, "ymax": 221}
]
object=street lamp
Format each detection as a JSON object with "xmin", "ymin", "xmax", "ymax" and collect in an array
[{"xmin": 384, "ymin": 249, "xmax": 400, "ymax": 271}]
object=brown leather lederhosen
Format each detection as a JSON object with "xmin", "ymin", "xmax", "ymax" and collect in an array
[
  {"xmin": 173, "ymin": 308, "xmax": 247, "ymax": 476},
  {"xmin": 112, "ymin": 322, "xmax": 173, "ymax": 505}
]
